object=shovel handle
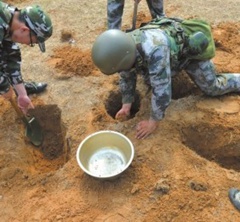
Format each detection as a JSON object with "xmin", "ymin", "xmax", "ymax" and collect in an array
[
  {"xmin": 132, "ymin": 1, "xmax": 138, "ymax": 30},
  {"xmin": 9, "ymin": 97, "xmax": 23, "ymax": 117}
]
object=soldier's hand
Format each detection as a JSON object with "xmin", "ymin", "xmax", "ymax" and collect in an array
[
  {"xmin": 136, "ymin": 119, "xmax": 158, "ymax": 139},
  {"xmin": 115, "ymin": 103, "xmax": 131, "ymax": 122},
  {"xmin": 17, "ymin": 95, "xmax": 34, "ymax": 114},
  {"xmin": 115, "ymin": 109, "xmax": 130, "ymax": 121},
  {"xmin": 115, "ymin": 112, "xmax": 130, "ymax": 121}
]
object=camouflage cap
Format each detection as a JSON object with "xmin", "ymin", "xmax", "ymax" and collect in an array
[{"xmin": 21, "ymin": 5, "xmax": 53, "ymax": 52}]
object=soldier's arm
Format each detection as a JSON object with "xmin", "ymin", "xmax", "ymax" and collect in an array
[
  {"xmin": 136, "ymin": 45, "xmax": 171, "ymax": 139},
  {"xmin": 148, "ymin": 45, "xmax": 172, "ymax": 121},
  {"xmin": 114, "ymin": 70, "xmax": 137, "ymax": 121},
  {"xmin": 1, "ymin": 40, "xmax": 32, "ymax": 113},
  {"xmin": 119, "ymin": 69, "xmax": 137, "ymax": 104},
  {"xmin": 0, "ymin": 30, "xmax": 11, "ymax": 94},
  {"xmin": 3, "ymin": 40, "xmax": 23, "ymax": 86}
]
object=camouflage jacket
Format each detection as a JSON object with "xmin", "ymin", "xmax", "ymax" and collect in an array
[
  {"xmin": 0, "ymin": 2, "xmax": 22, "ymax": 94},
  {"xmin": 120, "ymin": 29, "xmax": 180, "ymax": 121}
]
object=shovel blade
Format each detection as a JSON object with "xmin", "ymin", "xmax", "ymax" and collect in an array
[
  {"xmin": 25, "ymin": 117, "xmax": 43, "ymax": 147},
  {"xmin": 9, "ymin": 96, "xmax": 43, "ymax": 147}
]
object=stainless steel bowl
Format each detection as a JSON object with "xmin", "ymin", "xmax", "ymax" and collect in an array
[{"xmin": 76, "ymin": 130, "xmax": 134, "ymax": 180}]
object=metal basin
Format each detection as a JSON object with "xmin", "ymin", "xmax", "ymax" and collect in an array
[{"xmin": 76, "ymin": 130, "xmax": 134, "ymax": 180}]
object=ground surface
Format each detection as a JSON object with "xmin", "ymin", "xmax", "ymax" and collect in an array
[{"xmin": 1, "ymin": 0, "xmax": 240, "ymax": 221}]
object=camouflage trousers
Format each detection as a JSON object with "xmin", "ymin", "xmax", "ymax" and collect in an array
[
  {"xmin": 107, "ymin": 0, "xmax": 164, "ymax": 29},
  {"xmin": 185, "ymin": 60, "xmax": 240, "ymax": 96}
]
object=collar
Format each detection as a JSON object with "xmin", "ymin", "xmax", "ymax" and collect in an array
[{"xmin": 5, "ymin": 5, "xmax": 17, "ymax": 38}]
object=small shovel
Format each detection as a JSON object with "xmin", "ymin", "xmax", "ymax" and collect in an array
[
  {"xmin": 126, "ymin": 1, "xmax": 138, "ymax": 32},
  {"xmin": 9, "ymin": 97, "xmax": 43, "ymax": 147}
]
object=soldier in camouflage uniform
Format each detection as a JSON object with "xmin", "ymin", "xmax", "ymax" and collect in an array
[
  {"xmin": 92, "ymin": 19, "xmax": 240, "ymax": 139},
  {"xmin": 107, "ymin": 0, "xmax": 164, "ymax": 29},
  {"xmin": 0, "ymin": 3, "xmax": 52, "ymax": 114}
]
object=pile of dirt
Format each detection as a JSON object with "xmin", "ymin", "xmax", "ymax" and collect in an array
[
  {"xmin": 28, "ymin": 104, "xmax": 67, "ymax": 160},
  {"xmin": 212, "ymin": 22, "xmax": 240, "ymax": 73},
  {"xmin": 48, "ymin": 45, "xmax": 97, "ymax": 78}
]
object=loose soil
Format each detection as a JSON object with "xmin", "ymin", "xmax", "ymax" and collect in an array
[{"xmin": 1, "ymin": 0, "xmax": 240, "ymax": 222}]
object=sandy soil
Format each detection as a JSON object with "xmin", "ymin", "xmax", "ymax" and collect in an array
[{"xmin": 1, "ymin": 0, "xmax": 240, "ymax": 221}]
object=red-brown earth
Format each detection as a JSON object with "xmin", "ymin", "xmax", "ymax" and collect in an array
[{"xmin": 1, "ymin": 0, "xmax": 240, "ymax": 221}]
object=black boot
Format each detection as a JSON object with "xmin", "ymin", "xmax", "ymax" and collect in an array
[
  {"xmin": 229, "ymin": 188, "xmax": 240, "ymax": 211},
  {"xmin": 24, "ymin": 82, "xmax": 48, "ymax": 95}
]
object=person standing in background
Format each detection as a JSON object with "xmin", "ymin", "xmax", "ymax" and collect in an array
[{"xmin": 107, "ymin": 0, "xmax": 164, "ymax": 29}]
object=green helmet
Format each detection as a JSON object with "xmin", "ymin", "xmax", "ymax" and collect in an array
[
  {"xmin": 21, "ymin": 5, "xmax": 53, "ymax": 52},
  {"xmin": 91, "ymin": 30, "xmax": 136, "ymax": 75}
]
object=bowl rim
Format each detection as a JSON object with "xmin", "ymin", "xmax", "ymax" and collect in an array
[{"xmin": 76, "ymin": 130, "xmax": 134, "ymax": 179}]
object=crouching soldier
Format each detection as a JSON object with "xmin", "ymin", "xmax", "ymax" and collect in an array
[{"xmin": 92, "ymin": 17, "xmax": 240, "ymax": 139}]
